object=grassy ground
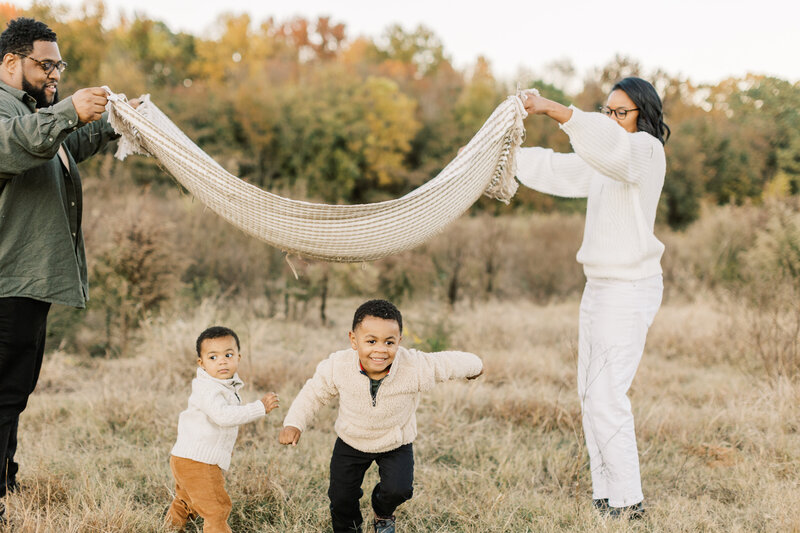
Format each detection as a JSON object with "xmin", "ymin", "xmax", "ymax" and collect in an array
[{"xmin": 2, "ymin": 296, "xmax": 799, "ymax": 532}]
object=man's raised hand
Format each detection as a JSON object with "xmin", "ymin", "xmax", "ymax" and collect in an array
[{"xmin": 72, "ymin": 87, "xmax": 108, "ymax": 123}]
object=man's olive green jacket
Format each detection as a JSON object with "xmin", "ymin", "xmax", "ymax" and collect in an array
[{"xmin": 0, "ymin": 80, "xmax": 119, "ymax": 307}]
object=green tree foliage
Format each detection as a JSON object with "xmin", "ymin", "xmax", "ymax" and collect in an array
[
  {"xmin": 455, "ymin": 57, "xmax": 504, "ymax": 134},
  {"xmin": 661, "ymin": 119, "xmax": 706, "ymax": 228},
  {"xmin": 374, "ymin": 24, "xmax": 448, "ymax": 79},
  {"xmin": 729, "ymin": 76, "xmax": 800, "ymax": 195},
  {"xmin": 111, "ymin": 17, "xmax": 195, "ymax": 90},
  {"xmin": 266, "ymin": 67, "xmax": 419, "ymax": 203}
]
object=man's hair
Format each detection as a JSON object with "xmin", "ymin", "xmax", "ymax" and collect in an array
[
  {"xmin": 0, "ymin": 18, "xmax": 57, "ymax": 58},
  {"xmin": 352, "ymin": 299, "xmax": 403, "ymax": 333},
  {"xmin": 196, "ymin": 326, "xmax": 240, "ymax": 358}
]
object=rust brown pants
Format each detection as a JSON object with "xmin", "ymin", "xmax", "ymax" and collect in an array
[{"xmin": 166, "ymin": 455, "xmax": 233, "ymax": 533}]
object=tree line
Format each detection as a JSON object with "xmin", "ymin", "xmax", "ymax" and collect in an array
[{"xmin": 4, "ymin": 1, "xmax": 800, "ymax": 229}]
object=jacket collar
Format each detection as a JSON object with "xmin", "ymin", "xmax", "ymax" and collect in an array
[
  {"xmin": 359, "ymin": 360, "xmax": 392, "ymax": 377},
  {"xmin": 196, "ymin": 367, "xmax": 244, "ymax": 390}
]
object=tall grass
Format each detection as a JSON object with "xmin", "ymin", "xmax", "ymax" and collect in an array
[{"xmin": 4, "ymin": 294, "xmax": 800, "ymax": 532}]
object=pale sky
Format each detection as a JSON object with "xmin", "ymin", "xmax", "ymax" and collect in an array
[{"xmin": 19, "ymin": 0, "xmax": 800, "ymax": 86}]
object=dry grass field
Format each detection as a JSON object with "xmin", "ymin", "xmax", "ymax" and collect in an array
[{"xmin": 2, "ymin": 292, "xmax": 799, "ymax": 532}]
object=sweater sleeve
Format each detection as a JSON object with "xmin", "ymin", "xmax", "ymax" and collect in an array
[
  {"xmin": 409, "ymin": 349, "xmax": 483, "ymax": 391},
  {"xmin": 192, "ymin": 386, "xmax": 266, "ymax": 428},
  {"xmin": 283, "ymin": 357, "xmax": 339, "ymax": 432},
  {"xmin": 516, "ymin": 146, "xmax": 594, "ymax": 198},
  {"xmin": 559, "ymin": 106, "xmax": 662, "ymax": 187}
]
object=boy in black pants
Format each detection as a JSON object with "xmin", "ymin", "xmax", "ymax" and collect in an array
[{"xmin": 279, "ymin": 299, "xmax": 483, "ymax": 532}]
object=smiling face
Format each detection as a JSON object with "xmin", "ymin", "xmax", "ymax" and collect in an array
[
  {"xmin": 605, "ymin": 89, "xmax": 639, "ymax": 133},
  {"xmin": 17, "ymin": 40, "xmax": 62, "ymax": 108},
  {"xmin": 197, "ymin": 335, "xmax": 241, "ymax": 379},
  {"xmin": 349, "ymin": 315, "xmax": 402, "ymax": 380}
]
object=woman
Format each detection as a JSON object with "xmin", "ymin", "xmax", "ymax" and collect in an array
[{"xmin": 517, "ymin": 77, "xmax": 670, "ymax": 518}]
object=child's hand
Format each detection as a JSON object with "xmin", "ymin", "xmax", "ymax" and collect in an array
[
  {"xmin": 260, "ymin": 393, "xmax": 279, "ymax": 413},
  {"xmin": 279, "ymin": 426, "xmax": 302, "ymax": 446},
  {"xmin": 467, "ymin": 368, "xmax": 484, "ymax": 380}
]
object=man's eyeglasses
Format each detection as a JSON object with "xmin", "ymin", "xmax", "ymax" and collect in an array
[
  {"xmin": 16, "ymin": 53, "xmax": 68, "ymax": 75},
  {"xmin": 599, "ymin": 106, "xmax": 639, "ymax": 119}
]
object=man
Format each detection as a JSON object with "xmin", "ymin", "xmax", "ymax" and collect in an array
[{"xmin": 0, "ymin": 17, "xmax": 137, "ymax": 518}]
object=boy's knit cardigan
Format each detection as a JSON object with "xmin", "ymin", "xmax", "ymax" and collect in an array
[
  {"xmin": 516, "ymin": 106, "xmax": 667, "ymax": 281},
  {"xmin": 283, "ymin": 347, "xmax": 483, "ymax": 453},
  {"xmin": 171, "ymin": 367, "xmax": 266, "ymax": 470}
]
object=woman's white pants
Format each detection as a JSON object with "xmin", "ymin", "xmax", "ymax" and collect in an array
[{"xmin": 577, "ymin": 275, "xmax": 662, "ymax": 508}]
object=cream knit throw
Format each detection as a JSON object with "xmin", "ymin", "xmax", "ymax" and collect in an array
[{"xmin": 104, "ymin": 89, "xmax": 531, "ymax": 262}]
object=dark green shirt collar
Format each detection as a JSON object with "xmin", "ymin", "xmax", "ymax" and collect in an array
[{"xmin": 0, "ymin": 79, "xmax": 37, "ymax": 111}]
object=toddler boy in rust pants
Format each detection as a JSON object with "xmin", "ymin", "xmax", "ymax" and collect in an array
[{"xmin": 166, "ymin": 326, "xmax": 279, "ymax": 533}]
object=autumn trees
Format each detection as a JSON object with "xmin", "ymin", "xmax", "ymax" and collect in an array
[{"xmin": 3, "ymin": 3, "xmax": 799, "ymax": 227}]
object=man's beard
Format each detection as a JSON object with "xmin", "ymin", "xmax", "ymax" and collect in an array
[{"xmin": 22, "ymin": 76, "xmax": 58, "ymax": 109}]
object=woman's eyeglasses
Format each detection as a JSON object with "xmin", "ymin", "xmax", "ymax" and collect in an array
[
  {"xmin": 16, "ymin": 53, "xmax": 68, "ymax": 75},
  {"xmin": 599, "ymin": 106, "xmax": 639, "ymax": 119}
]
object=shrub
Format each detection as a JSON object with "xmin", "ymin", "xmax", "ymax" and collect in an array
[
  {"xmin": 660, "ymin": 202, "xmax": 762, "ymax": 296},
  {"xmin": 90, "ymin": 204, "xmax": 182, "ymax": 356},
  {"xmin": 736, "ymin": 199, "xmax": 800, "ymax": 380}
]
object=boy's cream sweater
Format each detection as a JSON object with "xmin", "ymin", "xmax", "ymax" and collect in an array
[
  {"xmin": 516, "ymin": 106, "xmax": 666, "ymax": 281},
  {"xmin": 171, "ymin": 368, "xmax": 266, "ymax": 470},
  {"xmin": 283, "ymin": 347, "xmax": 483, "ymax": 453}
]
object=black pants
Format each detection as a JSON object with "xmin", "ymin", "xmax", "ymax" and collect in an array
[
  {"xmin": 0, "ymin": 297, "xmax": 51, "ymax": 497},
  {"xmin": 328, "ymin": 438, "xmax": 414, "ymax": 533}
]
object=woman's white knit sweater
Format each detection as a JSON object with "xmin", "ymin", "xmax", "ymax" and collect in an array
[
  {"xmin": 516, "ymin": 106, "xmax": 666, "ymax": 280},
  {"xmin": 171, "ymin": 368, "xmax": 266, "ymax": 471},
  {"xmin": 283, "ymin": 347, "xmax": 483, "ymax": 453}
]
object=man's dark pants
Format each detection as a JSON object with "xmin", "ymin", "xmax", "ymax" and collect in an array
[
  {"xmin": 0, "ymin": 297, "xmax": 51, "ymax": 498},
  {"xmin": 328, "ymin": 438, "xmax": 414, "ymax": 533}
]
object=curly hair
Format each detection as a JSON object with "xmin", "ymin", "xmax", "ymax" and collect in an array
[
  {"xmin": 0, "ymin": 17, "xmax": 57, "ymax": 58},
  {"xmin": 196, "ymin": 326, "xmax": 241, "ymax": 358},
  {"xmin": 352, "ymin": 299, "xmax": 403, "ymax": 333}
]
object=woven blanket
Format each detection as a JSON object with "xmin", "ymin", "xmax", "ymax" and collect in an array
[{"xmin": 105, "ymin": 90, "xmax": 529, "ymax": 262}]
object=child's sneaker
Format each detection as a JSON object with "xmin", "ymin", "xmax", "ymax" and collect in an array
[{"xmin": 373, "ymin": 515, "xmax": 396, "ymax": 533}]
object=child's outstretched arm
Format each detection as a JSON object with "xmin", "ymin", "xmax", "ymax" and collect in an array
[
  {"xmin": 194, "ymin": 389, "xmax": 269, "ymax": 428},
  {"xmin": 410, "ymin": 349, "xmax": 484, "ymax": 391},
  {"xmin": 279, "ymin": 356, "xmax": 338, "ymax": 447}
]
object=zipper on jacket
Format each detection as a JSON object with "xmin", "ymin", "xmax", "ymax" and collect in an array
[
  {"xmin": 369, "ymin": 379, "xmax": 381, "ymax": 407},
  {"xmin": 360, "ymin": 366, "xmax": 387, "ymax": 407}
]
